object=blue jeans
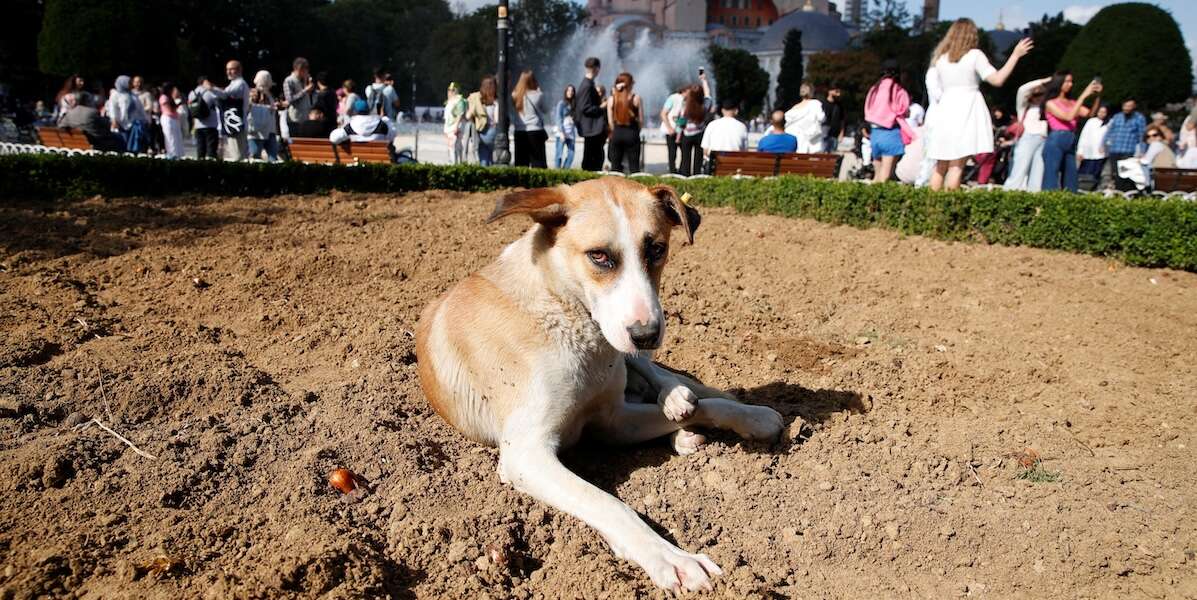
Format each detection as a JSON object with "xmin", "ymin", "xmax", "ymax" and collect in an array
[
  {"xmin": 1003, "ymin": 133, "xmax": 1045, "ymax": 191},
  {"xmin": 477, "ymin": 140, "xmax": 493, "ymax": 166},
  {"xmin": 1041, "ymin": 130, "xmax": 1078, "ymax": 192},
  {"xmin": 555, "ymin": 136, "xmax": 576, "ymax": 169},
  {"xmin": 248, "ymin": 135, "xmax": 279, "ymax": 162}
]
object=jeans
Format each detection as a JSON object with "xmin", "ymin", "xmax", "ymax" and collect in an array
[
  {"xmin": 1003, "ymin": 133, "xmax": 1045, "ymax": 191},
  {"xmin": 248, "ymin": 135, "xmax": 279, "ymax": 162},
  {"xmin": 555, "ymin": 136, "xmax": 575, "ymax": 169},
  {"xmin": 194, "ymin": 127, "xmax": 219, "ymax": 160},
  {"xmin": 679, "ymin": 132, "xmax": 704, "ymax": 176},
  {"xmin": 1041, "ymin": 130, "xmax": 1078, "ymax": 192},
  {"xmin": 477, "ymin": 139, "xmax": 493, "ymax": 166},
  {"xmin": 823, "ymin": 135, "xmax": 839, "ymax": 153}
]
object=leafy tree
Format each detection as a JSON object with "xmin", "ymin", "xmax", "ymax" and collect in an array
[
  {"xmin": 510, "ymin": 0, "xmax": 587, "ymax": 74},
  {"xmin": 1, "ymin": 0, "xmax": 47, "ymax": 94},
  {"xmin": 38, "ymin": 0, "xmax": 180, "ymax": 81},
  {"xmin": 807, "ymin": 49, "xmax": 882, "ymax": 120},
  {"xmin": 989, "ymin": 13, "xmax": 1081, "ymax": 112},
  {"xmin": 863, "ymin": 0, "xmax": 911, "ymax": 32},
  {"xmin": 1059, "ymin": 2, "xmax": 1192, "ymax": 108},
  {"xmin": 707, "ymin": 45, "xmax": 770, "ymax": 119},
  {"xmin": 774, "ymin": 29, "xmax": 804, "ymax": 109}
]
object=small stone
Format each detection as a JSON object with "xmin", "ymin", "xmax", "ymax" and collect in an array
[
  {"xmin": 934, "ymin": 344, "xmax": 948, "ymax": 353},
  {"xmin": 885, "ymin": 523, "xmax": 900, "ymax": 541},
  {"xmin": 817, "ymin": 481, "xmax": 834, "ymax": 492},
  {"xmin": 642, "ymin": 493, "xmax": 659, "ymax": 508},
  {"xmin": 446, "ymin": 541, "xmax": 470, "ymax": 563},
  {"xmin": 1033, "ymin": 559, "xmax": 1045, "ymax": 573},
  {"xmin": 474, "ymin": 556, "xmax": 490, "ymax": 572},
  {"xmin": 855, "ymin": 337, "xmax": 872, "ymax": 346},
  {"xmin": 940, "ymin": 524, "xmax": 955, "ymax": 538},
  {"xmin": 766, "ymin": 352, "xmax": 778, "ymax": 363}
]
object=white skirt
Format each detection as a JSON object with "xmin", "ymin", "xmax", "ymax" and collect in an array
[{"xmin": 926, "ymin": 89, "xmax": 994, "ymax": 161}]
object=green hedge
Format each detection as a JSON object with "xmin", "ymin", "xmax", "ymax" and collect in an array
[{"xmin": 2, "ymin": 153, "xmax": 1195, "ymax": 271}]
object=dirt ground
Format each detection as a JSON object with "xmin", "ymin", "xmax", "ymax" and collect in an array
[{"xmin": 1, "ymin": 186, "xmax": 1195, "ymax": 599}]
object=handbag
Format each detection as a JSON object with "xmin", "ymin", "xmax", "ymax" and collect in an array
[{"xmin": 1006, "ymin": 108, "xmax": 1028, "ymax": 140}]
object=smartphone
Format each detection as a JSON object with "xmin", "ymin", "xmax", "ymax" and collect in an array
[
  {"xmin": 1093, "ymin": 73, "xmax": 1102, "ymax": 84},
  {"xmin": 698, "ymin": 67, "xmax": 705, "ymax": 76}
]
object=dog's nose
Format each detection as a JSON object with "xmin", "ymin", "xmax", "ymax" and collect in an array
[{"xmin": 627, "ymin": 322, "xmax": 660, "ymax": 350}]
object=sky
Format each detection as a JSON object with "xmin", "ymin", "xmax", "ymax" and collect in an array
[{"xmin": 452, "ymin": 0, "xmax": 1196, "ymax": 72}]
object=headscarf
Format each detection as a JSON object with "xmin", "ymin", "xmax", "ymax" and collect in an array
[
  {"xmin": 253, "ymin": 70, "xmax": 274, "ymax": 92},
  {"xmin": 114, "ymin": 75, "xmax": 131, "ymax": 94}
]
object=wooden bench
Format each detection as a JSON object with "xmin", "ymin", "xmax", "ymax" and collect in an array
[
  {"xmin": 288, "ymin": 137, "xmax": 392, "ymax": 165},
  {"xmin": 711, "ymin": 151, "xmax": 839, "ymax": 178},
  {"xmin": 1153, "ymin": 168, "xmax": 1197, "ymax": 193},
  {"xmin": 36, "ymin": 126, "xmax": 93, "ymax": 150}
]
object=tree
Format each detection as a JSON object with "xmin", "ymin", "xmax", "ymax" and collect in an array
[
  {"xmin": 863, "ymin": 0, "xmax": 911, "ymax": 33},
  {"xmin": 1059, "ymin": 2, "xmax": 1192, "ymax": 108},
  {"xmin": 990, "ymin": 13, "xmax": 1081, "ymax": 112},
  {"xmin": 510, "ymin": 0, "xmax": 588, "ymax": 74},
  {"xmin": 38, "ymin": 0, "xmax": 180, "ymax": 81},
  {"xmin": 774, "ymin": 29, "xmax": 804, "ymax": 109},
  {"xmin": 707, "ymin": 45, "xmax": 770, "ymax": 119},
  {"xmin": 807, "ymin": 49, "xmax": 882, "ymax": 119}
]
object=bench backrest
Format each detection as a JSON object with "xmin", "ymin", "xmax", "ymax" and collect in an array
[
  {"xmin": 339, "ymin": 140, "xmax": 391, "ymax": 164},
  {"xmin": 711, "ymin": 151, "xmax": 839, "ymax": 178},
  {"xmin": 1154, "ymin": 168, "xmax": 1197, "ymax": 193},
  {"xmin": 288, "ymin": 138, "xmax": 339, "ymax": 164},
  {"xmin": 36, "ymin": 126, "xmax": 93, "ymax": 150}
]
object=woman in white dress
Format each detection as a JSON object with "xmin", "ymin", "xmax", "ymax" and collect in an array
[
  {"xmin": 784, "ymin": 82, "xmax": 825, "ymax": 154},
  {"xmin": 1076, "ymin": 104, "xmax": 1111, "ymax": 183},
  {"xmin": 925, "ymin": 18, "xmax": 1033, "ymax": 191}
]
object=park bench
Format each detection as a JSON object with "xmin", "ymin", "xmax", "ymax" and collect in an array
[
  {"xmin": 288, "ymin": 137, "xmax": 392, "ymax": 165},
  {"xmin": 1153, "ymin": 168, "xmax": 1197, "ymax": 193},
  {"xmin": 36, "ymin": 126, "xmax": 93, "ymax": 151},
  {"xmin": 710, "ymin": 151, "xmax": 839, "ymax": 178}
]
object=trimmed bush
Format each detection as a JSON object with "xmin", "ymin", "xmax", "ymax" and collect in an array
[{"xmin": 1, "ymin": 153, "xmax": 1195, "ymax": 271}]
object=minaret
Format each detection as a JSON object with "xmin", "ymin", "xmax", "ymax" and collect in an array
[{"xmin": 922, "ymin": 0, "xmax": 940, "ymax": 32}]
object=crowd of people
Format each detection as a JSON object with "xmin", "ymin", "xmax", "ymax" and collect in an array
[{"xmin": 30, "ymin": 27, "xmax": 1197, "ymax": 188}]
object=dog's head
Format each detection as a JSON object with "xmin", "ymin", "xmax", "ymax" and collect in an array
[{"xmin": 488, "ymin": 177, "xmax": 701, "ymax": 354}]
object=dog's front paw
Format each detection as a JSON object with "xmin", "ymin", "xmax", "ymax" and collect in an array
[
  {"xmin": 658, "ymin": 383, "xmax": 697, "ymax": 422},
  {"xmin": 732, "ymin": 404, "xmax": 784, "ymax": 441},
  {"xmin": 636, "ymin": 540, "xmax": 723, "ymax": 593}
]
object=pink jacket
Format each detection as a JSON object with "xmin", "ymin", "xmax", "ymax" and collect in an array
[{"xmin": 864, "ymin": 78, "xmax": 910, "ymax": 129}]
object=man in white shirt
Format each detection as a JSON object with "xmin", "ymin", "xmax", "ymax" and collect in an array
[{"xmin": 700, "ymin": 98, "xmax": 748, "ymax": 158}]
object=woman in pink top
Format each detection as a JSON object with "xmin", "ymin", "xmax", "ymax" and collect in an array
[
  {"xmin": 1040, "ymin": 71, "xmax": 1102, "ymax": 191},
  {"xmin": 158, "ymin": 83, "xmax": 185, "ymax": 159},
  {"xmin": 863, "ymin": 61, "xmax": 910, "ymax": 183}
]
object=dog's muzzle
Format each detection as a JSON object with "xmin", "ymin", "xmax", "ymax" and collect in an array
[{"xmin": 627, "ymin": 321, "xmax": 661, "ymax": 350}]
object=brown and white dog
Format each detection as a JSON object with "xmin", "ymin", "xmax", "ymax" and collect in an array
[{"xmin": 415, "ymin": 177, "xmax": 783, "ymax": 592}]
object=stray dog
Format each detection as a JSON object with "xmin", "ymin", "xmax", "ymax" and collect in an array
[{"xmin": 415, "ymin": 177, "xmax": 783, "ymax": 592}]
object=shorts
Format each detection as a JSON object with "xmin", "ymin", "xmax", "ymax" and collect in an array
[{"xmin": 870, "ymin": 124, "xmax": 905, "ymax": 158}]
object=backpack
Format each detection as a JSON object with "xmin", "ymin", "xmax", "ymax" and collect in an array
[{"xmin": 188, "ymin": 90, "xmax": 210, "ymax": 120}]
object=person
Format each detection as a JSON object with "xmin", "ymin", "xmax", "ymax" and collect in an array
[
  {"xmin": 110, "ymin": 75, "xmax": 151, "ymax": 153},
  {"xmin": 55, "ymin": 74, "xmax": 89, "ymax": 117},
  {"xmin": 248, "ymin": 88, "xmax": 279, "ymax": 161},
  {"xmin": 700, "ymin": 98, "xmax": 748, "ymax": 162},
  {"xmin": 973, "ymin": 106, "xmax": 1013, "ymax": 184},
  {"xmin": 365, "ymin": 68, "xmax": 399, "ymax": 121},
  {"xmin": 283, "ymin": 57, "xmax": 314, "ymax": 128},
  {"xmin": 784, "ymin": 82, "xmax": 825, "ymax": 153},
  {"xmin": 1041, "ymin": 71, "xmax": 1102, "ymax": 191},
  {"xmin": 820, "ymin": 85, "xmax": 845, "ymax": 152},
  {"xmin": 158, "ymin": 83, "xmax": 184, "ymax": 159},
  {"xmin": 57, "ymin": 92, "xmax": 124, "ymax": 152},
  {"xmin": 895, "ymin": 104, "xmax": 927, "ymax": 184},
  {"xmin": 1076, "ymin": 104, "xmax": 1111, "ymax": 186},
  {"xmin": 554, "ymin": 85, "xmax": 577, "ymax": 169},
  {"xmin": 131, "ymin": 76, "xmax": 161, "ymax": 153},
  {"xmin": 1003, "ymin": 76, "xmax": 1052, "ymax": 191},
  {"xmin": 511, "ymin": 70, "xmax": 548, "ymax": 168},
  {"xmin": 678, "ymin": 74, "xmax": 713, "ymax": 176},
  {"xmin": 209, "ymin": 60, "xmax": 250, "ymax": 161},
  {"xmin": 574, "ymin": 57, "xmax": 607, "ymax": 171},
  {"xmin": 604, "ymin": 72, "xmax": 643, "ymax": 174},
  {"xmin": 659, "ymin": 86, "xmax": 686, "ymax": 173},
  {"xmin": 925, "ymin": 18, "xmax": 1033, "ymax": 190},
  {"xmin": 1139, "ymin": 125, "xmax": 1177, "ymax": 187},
  {"xmin": 330, "ymin": 98, "xmax": 396, "ymax": 145},
  {"xmin": 313, "ymin": 72, "xmax": 339, "ymax": 136},
  {"xmin": 338, "ymin": 79, "xmax": 360, "ymax": 126},
  {"xmin": 1101, "ymin": 98, "xmax": 1147, "ymax": 190},
  {"xmin": 188, "ymin": 76, "xmax": 220, "ymax": 159},
  {"xmin": 466, "ymin": 75, "xmax": 498, "ymax": 166},
  {"xmin": 863, "ymin": 62, "xmax": 910, "ymax": 183},
  {"xmin": 1177, "ymin": 109, "xmax": 1197, "ymax": 169},
  {"xmin": 1150, "ymin": 112, "xmax": 1174, "ymax": 145},
  {"xmin": 384, "ymin": 73, "xmax": 401, "ymax": 120},
  {"xmin": 289, "ymin": 107, "xmax": 327, "ymax": 138},
  {"xmin": 444, "ymin": 82, "xmax": 467, "ymax": 165},
  {"xmin": 757, "ymin": 110, "xmax": 798, "ymax": 153}
]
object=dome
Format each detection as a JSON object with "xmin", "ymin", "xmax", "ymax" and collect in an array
[{"xmin": 755, "ymin": 10, "xmax": 850, "ymax": 53}]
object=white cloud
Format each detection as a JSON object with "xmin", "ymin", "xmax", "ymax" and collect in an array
[{"xmin": 1062, "ymin": 4, "xmax": 1103, "ymax": 24}]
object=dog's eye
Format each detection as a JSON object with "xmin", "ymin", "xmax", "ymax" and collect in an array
[
  {"xmin": 586, "ymin": 250, "xmax": 615, "ymax": 269},
  {"xmin": 647, "ymin": 242, "xmax": 668, "ymax": 262}
]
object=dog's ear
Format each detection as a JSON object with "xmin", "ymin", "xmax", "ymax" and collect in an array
[
  {"xmin": 486, "ymin": 186, "xmax": 569, "ymax": 226},
  {"xmin": 649, "ymin": 185, "xmax": 701, "ymax": 245}
]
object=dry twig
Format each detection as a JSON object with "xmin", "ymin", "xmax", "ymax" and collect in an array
[{"xmin": 76, "ymin": 418, "xmax": 157, "ymax": 460}]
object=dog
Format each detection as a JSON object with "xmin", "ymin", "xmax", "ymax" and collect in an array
[{"xmin": 415, "ymin": 177, "xmax": 784, "ymax": 592}]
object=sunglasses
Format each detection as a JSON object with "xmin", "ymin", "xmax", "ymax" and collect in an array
[{"xmin": 1147, "ymin": 132, "xmax": 1161, "ymax": 138}]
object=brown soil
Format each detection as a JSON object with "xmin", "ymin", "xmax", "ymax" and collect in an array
[{"xmin": 1, "ymin": 189, "xmax": 1195, "ymax": 599}]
